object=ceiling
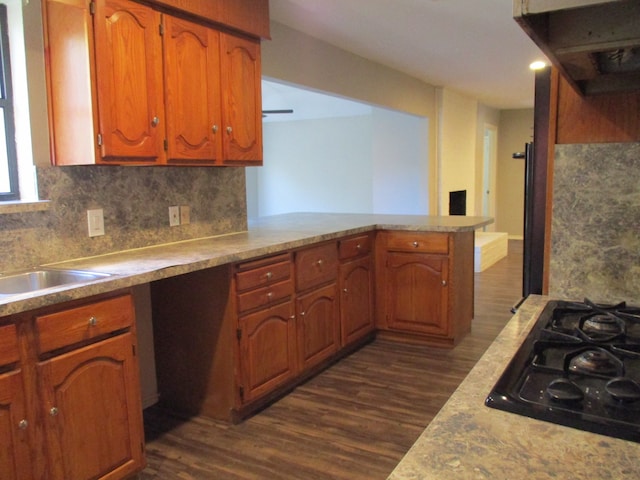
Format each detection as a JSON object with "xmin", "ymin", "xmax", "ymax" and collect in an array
[{"xmin": 266, "ymin": 0, "xmax": 548, "ymax": 111}]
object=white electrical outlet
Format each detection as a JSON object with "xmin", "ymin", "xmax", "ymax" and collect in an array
[
  {"xmin": 169, "ymin": 206, "xmax": 180, "ymax": 227},
  {"xmin": 179, "ymin": 205, "xmax": 190, "ymax": 225},
  {"xmin": 87, "ymin": 209, "xmax": 105, "ymax": 237}
]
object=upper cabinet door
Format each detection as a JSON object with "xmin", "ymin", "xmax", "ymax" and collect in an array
[
  {"xmin": 220, "ymin": 34, "xmax": 263, "ymax": 165},
  {"xmin": 164, "ymin": 16, "xmax": 221, "ymax": 164},
  {"xmin": 93, "ymin": 0, "xmax": 165, "ymax": 163}
]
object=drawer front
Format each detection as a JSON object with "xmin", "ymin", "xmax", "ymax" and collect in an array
[
  {"xmin": 0, "ymin": 323, "xmax": 19, "ymax": 367},
  {"xmin": 237, "ymin": 279, "xmax": 293, "ymax": 314},
  {"xmin": 295, "ymin": 243, "xmax": 338, "ymax": 291},
  {"xmin": 338, "ymin": 234, "xmax": 372, "ymax": 260},
  {"xmin": 236, "ymin": 259, "xmax": 291, "ymax": 292},
  {"xmin": 385, "ymin": 232, "xmax": 449, "ymax": 254},
  {"xmin": 36, "ymin": 294, "xmax": 134, "ymax": 354}
]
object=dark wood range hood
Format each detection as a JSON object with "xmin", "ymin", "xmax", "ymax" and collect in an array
[{"xmin": 514, "ymin": 0, "xmax": 640, "ymax": 95}]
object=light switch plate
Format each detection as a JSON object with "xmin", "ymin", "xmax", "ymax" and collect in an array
[{"xmin": 87, "ymin": 209, "xmax": 105, "ymax": 237}]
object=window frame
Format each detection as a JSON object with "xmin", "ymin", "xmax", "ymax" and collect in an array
[{"xmin": 0, "ymin": 2, "xmax": 19, "ymax": 201}]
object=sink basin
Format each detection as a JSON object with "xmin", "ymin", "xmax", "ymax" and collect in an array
[{"xmin": 0, "ymin": 268, "xmax": 112, "ymax": 296}]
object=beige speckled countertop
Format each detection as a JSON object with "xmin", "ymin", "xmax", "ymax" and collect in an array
[
  {"xmin": 0, "ymin": 212, "xmax": 492, "ymax": 316},
  {"xmin": 388, "ymin": 295, "xmax": 640, "ymax": 479}
]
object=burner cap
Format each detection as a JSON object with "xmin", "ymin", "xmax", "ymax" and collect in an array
[
  {"xmin": 568, "ymin": 348, "xmax": 622, "ymax": 377},
  {"xmin": 606, "ymin": 377, "xmax": 640, "ymax": 402},
  {"xmin": 578, "ymin": 313, "xmax": 625, "ymax": 342},
  {"xmin": 547, "ymin": 378, "xmax": 583, "ymax": 402}
]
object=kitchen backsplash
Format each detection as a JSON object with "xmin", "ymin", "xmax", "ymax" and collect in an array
[
  {"xmin": 0, "ymin": 165, "xmax": 247, "ymax": 272},
  {"xmin": 549, "ymin": 142, "xmax": 640, "ymax": 305}
]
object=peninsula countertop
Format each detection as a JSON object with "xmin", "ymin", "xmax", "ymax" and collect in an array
[
  {"xmin": 388, "ymin": 295, "xmax": 640, "ymax": 480},
  {"xmin": 0, "ymin": 212, "xmax": 492, "ymax": 316}
]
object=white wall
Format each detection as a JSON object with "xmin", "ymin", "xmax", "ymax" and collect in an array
[
  {"xmin": 247, "ymin": 106, "xmax": 429, "ymax": 218},
  {"xmin": 372, "ymin": 109, "xmax": 429, "ymax": 214}
]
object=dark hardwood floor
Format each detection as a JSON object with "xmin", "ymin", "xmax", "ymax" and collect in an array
[{"xmin": 140, "ymin": 240, "xmax": 523, "ymax": 479}]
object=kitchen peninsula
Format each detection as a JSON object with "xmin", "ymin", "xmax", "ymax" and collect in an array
[
  {"xmin": 388, "ymin": 295, "xmax": 640, "ymax": 480},
  {"xmin": 0, "ymin": 212, "xmax": 491, "ymax": 479}
]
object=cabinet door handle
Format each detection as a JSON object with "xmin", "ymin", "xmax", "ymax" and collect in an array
[
  {"xmin": 441, "ymin": 280, "xmax": 447, "ymax": 286},
  {"xmin": 266, "ymin": 292, "xmax": 273, "ymax": 300},
  {"xmin": 226, "ymin": 126, "xmax": 233, "ymax": 135},
  {"xmin": 316, "ymin": 259, "xmax": 323, "ymax": 266},
  {"xmin": 300, "ymin": 311, "xmax": 305, "ymax": 317},
  {"xmin": 265, "ymin": 271, "xmax": 273, "ymax": 280},
  {"xmin": 212, "ymin": 124, "xmax": 218, "ymax": 133},
  {"xmin": 151, "ymin": 116, "xmax": 160, "ymax": 127},
  {"xmin": 412, "ymin": 241, "xmax": 419, "ymax": 248},
  {"xmin": 50, "ymin": 407, "xmax": 59, "ymax": 417},
  {"xmin": 356, "ymin": 244, "xmax": 362, "ymax": 250},
  {"xmin": 343, "ymin": 288, "xmax": 348, "ymax": 293},
  {"xmin": 18, "ymin": 419, "xmax": 28, "ymax": 430},
  {"xmin": 88, "ymin": 316, "xmax": 98, "ymax": 327}
]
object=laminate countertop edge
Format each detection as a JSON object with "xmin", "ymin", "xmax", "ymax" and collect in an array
[
  {"xmin": 0, "ymin": 213, "xmax": 492, "ymax": 316},
  {"xmin": 387, "ymin": 294, "xmax": 640, "ymax": 480}
]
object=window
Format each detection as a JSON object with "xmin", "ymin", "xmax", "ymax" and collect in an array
[{"xmin": 0, "ymin": 3, "xmax": 18, "ymax": 201}]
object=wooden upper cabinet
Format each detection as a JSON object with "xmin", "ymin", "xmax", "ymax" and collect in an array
[
  {"xmin": 220, "ymin": 34, "xmax": 263, "ymax": 165},
  {"xmin": 93, "ymin": 0, "xmax": 165, "ymax": 163},
  {"xmin": 164, "ymin": 16, "xmax": 221, "ymax": 163},
  {"xmin": 43, "ymin": 0, "xmax": 265, "ymax": 166}
]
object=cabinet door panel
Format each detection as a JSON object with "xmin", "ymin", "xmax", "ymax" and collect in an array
[
  {"xmin": 164, "ymin": 16, "xmax": 221, "ymax": 163},
  {"xmin": 297, "ymin": 284, "xmax": 339, "ymax": 370},
  {"xmin": 385, "ymin": 253, "xmax": 449, "ymax": 336},
  {"xmin": 0, "ymin": 370, "xmax": 32, "ymax": 480},
  {"xmin": 94, "ymin": 0, "xmax": 164, "ymax": 161},
  {"xmin": 238, "ymin": 302, "xmax": 297, "ymax": 403},
  {"xmin": 340, "ymin": 256, "xmax": 374, "ymax": 346},
  {"xmin": 38, "ymin": 333, "xmax": 144, "ymax": 480},
  {"xmin": 220, "ymin": 34, "xmax": 262, "ymax": 163}
]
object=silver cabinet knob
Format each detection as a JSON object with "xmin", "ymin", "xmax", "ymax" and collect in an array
[
  {"xmin": 317, "ymin": 259, "xmax": 323, "ymax": 266},
  {"xmin": 151, "ymin": 116, "xmax": 160, "ymax": 127},
  {"xmin": 441, "ymin": 280, "xmax": 447, "ymax": 286},
  {"xmin": 265, "ymin": 271, "xmax": 273, "ymax": 280},
  {"xmin": 226, "ymin": 126, "xmax": 233, "ymax": 134},
  {"xmin": 50, "ymin": 407, "xmax": 59, "ymax": 417},
  {"xmin": 266, "ymin": 292, "xmax": 273, "ymax": 299},
  {"xmin": 212, "ymin": 125, "xmax": 218, "ymax": 133},
  {"xmin": 343, "ymin": 288, "xmax": 348, "ymax": 293},
  {"xmin": 356, "ymin": 244, "xmax": 362, "ymax": 249},
  {"xmin": 18, "ymin": 419, "xmax": 28, "ymax": 430},
  {"xmin": 412, "ymin": 241, "xmax": 419, "ymax": 247},
  {"xmin": 88, "ymin": 316, "xmax": 97, "ymax": 327}
]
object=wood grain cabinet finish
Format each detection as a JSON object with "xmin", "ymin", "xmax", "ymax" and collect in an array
[
  {"xmin": 338, "ymin": 234, "xmax": 375, "ymax": 347},
  {"xmin": 376, "ymin": 231, "xmax": 474, "ymax": 347},
  {"xmin": 235, "ymin": 254, "xmax": 296, "ymax": 404},
  {"xmin": 43, "ymin": 0, "xmax": 264, "ymax": 166},
  {"xmin": 0, "ymin": 324, "xmax": 32, "ymax": 480},
  {"xmin": 0, "ymin": 293, "xmax": 145, "ymax": 480}
]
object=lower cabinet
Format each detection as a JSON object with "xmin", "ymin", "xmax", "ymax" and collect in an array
[
  {"xmin": 376, "ymin": 230, "xmax": 474, "ymax": 346},
  {"xmin": 0, "ymin": 292, "xmax": 145, "ymax": 480},
  {"xmin": 296, "ymin": 283, "xmax": 339, "ymax": 371},
  {"xmin": 237, "ymin": 301, "xmax": 297, "ymax": 403}
]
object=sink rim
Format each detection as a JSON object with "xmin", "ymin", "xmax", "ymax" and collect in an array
[{"xmin": 0, "ymin": 267, "xmax": 113, "ymax": 297}]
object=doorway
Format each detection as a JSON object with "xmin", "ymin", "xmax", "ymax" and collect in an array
[{"xmin": 482, "ymin": 124, "xmax": 498, "ymax": 231}]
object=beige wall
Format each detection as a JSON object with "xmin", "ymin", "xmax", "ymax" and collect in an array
[{"xmin": 496, "ymin": 109, "xmax": 534, "ymax": 238}]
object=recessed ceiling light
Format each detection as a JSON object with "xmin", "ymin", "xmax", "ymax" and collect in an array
[{"xmin": 529, "ymin": 61, "xmax": 547, "ymax": 70}]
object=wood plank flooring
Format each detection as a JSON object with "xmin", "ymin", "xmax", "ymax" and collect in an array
[{"xmin": 140, "ymin": 240, "xmax": 523, "ymax": 479}]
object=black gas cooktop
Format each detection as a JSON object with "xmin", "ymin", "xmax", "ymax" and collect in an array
[{"xmin": 486, "ymin": 299, "xmax": 640, "ymax": 443}]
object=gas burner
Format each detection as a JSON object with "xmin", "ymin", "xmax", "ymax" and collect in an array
[
  {"xmin": 606, "ymin": 377, "xmax": 640, "ymax": 402},
  {"xmin": 578, "ymin": 313, "xmax": 625, "ymax": 342},
  {"xmin": 547, "ymin": 378, "xmax": 583, "ymax": 402},
  {"xmin": 566, "ymin": 347, "xmax": 624, "ymax": 377}
]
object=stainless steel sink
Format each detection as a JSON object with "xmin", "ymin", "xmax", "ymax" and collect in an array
[{"xmin": 0, "ymin": 268, "xmax": 111, "ymax": 296}]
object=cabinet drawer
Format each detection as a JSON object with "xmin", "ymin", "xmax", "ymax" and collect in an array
[
  {"xmin": 385, "ymin": 232, "xmax": 449, "ymax": 254},
  {"xmin": 35, "ymin": 294, "xmax": 134, "ymax": 354},
  {"xmin": 295, "ymin": 243, "xmax": 338, "ymax": 291},
  {"xmin": 237, "ymin": 279, "xmax": 293, "ymax": 314},
  {"xmin": 338, "ymin": 234, "xmax": 372, "ymax": 260},
  {"xmin": 0, "ymin": 323, "xmax": 19, "ymax": 367},
  {"xmin": 236, "ymin": 258, "xmax": 291, "ymax": 292}
]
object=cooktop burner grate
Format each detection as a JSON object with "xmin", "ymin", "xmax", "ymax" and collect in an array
[{"xmin": 486, "ymin": 299, "xmax": 640, "ymax": 443}]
